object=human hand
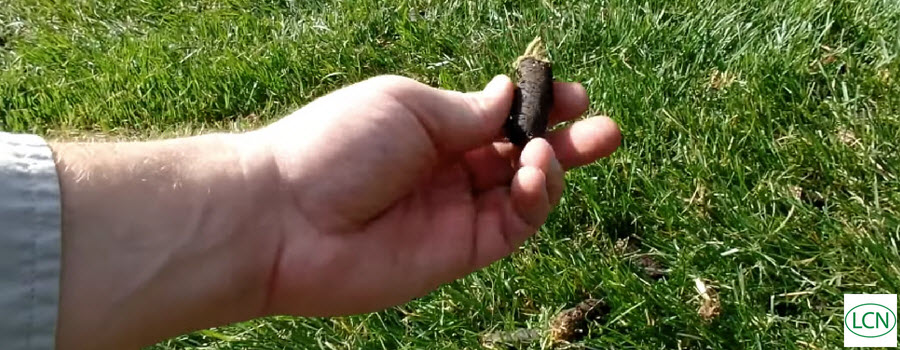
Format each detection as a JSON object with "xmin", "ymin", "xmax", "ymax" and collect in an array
[
  {"xmin": 51, "ymin": 75, "xmax": 619, "ymax": 349},
  {"xmin": 251, "ymin": 75, "xmax": 621, "ymax": 316}
]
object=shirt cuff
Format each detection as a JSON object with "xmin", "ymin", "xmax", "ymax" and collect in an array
[{"xmin": 0, "ymin": 132, "xmax": 61, "ymax": 350}]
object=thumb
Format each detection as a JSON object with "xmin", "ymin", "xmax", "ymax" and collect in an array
[{"xmin": 397, "ymin": 75, "xmax": 514, "ymax": 153}]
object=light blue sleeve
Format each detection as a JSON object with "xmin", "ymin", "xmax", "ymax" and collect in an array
[{"xmin": 0, "ymin": 132, "xmax": 61, "ymax": 349}]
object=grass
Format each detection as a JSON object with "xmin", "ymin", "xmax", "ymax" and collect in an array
[{"xmin": 3, "ymin": 0, "xmax": 900, "ymax": 348}]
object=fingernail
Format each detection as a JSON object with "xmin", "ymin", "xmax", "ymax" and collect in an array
[{"xmin": 552, "ymin": 155, "xmax": 564, "ymax": 174}]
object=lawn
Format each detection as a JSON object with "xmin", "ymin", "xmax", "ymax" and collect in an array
[{"xmin": 3, "ymin": 0, "xmax": 900, "ymax": 348}]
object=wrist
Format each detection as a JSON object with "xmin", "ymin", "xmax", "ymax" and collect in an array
[
  {"xmin": 198, "ymin": 132, "xmax": 286, "ymax": 310},
  {"xmin": 219, "ymin": 131, "xmax": 288, "ymax": 313}
]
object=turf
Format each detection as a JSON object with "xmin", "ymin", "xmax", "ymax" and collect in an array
[{"xmin": 3, "ymin": 0, "xmax": 900, "ymax": 348}]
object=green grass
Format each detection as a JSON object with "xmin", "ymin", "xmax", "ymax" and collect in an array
[{"xmin": 3, "ymin": 0, "xmax": 900, "ymax": 348}]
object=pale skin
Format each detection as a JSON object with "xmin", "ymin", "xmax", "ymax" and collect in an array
[{"xmin": 51, "ymin": 75, "xmax": 621, "ymax": 349}]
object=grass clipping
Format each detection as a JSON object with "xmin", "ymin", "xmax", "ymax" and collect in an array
[{"xmin": 504, "ymin": 36, "xmax": 554, "ymax": 147}]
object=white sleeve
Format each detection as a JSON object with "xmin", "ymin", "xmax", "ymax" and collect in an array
[{"xmin": 0, "ymin": 132, "xmax": 61, "ymax": 350}]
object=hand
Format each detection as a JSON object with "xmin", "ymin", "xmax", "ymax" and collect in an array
[
  {"xmin": 252, "ymin": 75, "xmax": 621, "ymax": 316},
  {"xmin": 51, "ymin": 75, "xmax": 620, "ymax": 349}
]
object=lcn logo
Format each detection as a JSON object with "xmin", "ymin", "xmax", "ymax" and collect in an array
[{"xmin": 844, "ymin": 294, "xmax": 897, "ymax": 347}]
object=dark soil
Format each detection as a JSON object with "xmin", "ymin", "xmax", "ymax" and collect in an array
[{"xmin": 505, "ymin": 57, "xmax": 553, "ymax": 146}]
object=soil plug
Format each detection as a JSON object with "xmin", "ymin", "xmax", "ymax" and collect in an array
[
  {"xmin": 549, "ymin": 298, "xmax": 608, "ymax": 343},
  {"xmin": 505, "ymin": 36, "xmax": 554, "ymax": 147}
]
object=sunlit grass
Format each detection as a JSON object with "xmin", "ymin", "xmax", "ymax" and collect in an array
[{"xmin": 2, "ymin": 0, "xmax": 899, "ymax": 348}]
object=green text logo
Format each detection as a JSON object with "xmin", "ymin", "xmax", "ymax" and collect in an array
[{"xmin": 845, "ymin": 303, "xmax": 897, "ymax": 338}]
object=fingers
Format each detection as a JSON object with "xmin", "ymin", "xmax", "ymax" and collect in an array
[
  {"xmin": 518, "ymin": 139, "xmax": 564, "ymax": 205},
  {"xmin": 548, "ymin": 153, "xmax": 564, "ymax": 205},
  {"xmin": 464, "ymin": 116, "xmax": 620, "ymax": 191},
  {"xmin": 381, "ymin": 75, "xmax": 515, "ymax": 153},
  {"xmin": 470, "ymin": 140, "xmax": 560, "ymax": 269},
  {"xmin": 498, "ymin": 139, "xmax": 559, "ymax": 240},
  {"xmin": 549, "ymin": 82, "xmax": 590, "ymax": 125},
  {"xmin": 511, "ymin": 166, "xmax": 550, "ymax": 229},
  {"xmin": 376, "ymin": 75, "xmax": 592, "ymax": 157},
  {"xmin": 545, "ymin": 116, "xmax": 621, "ymax": 170},
  {"xmin": 462, "ymin": 142, "xmax": 519, "ymax": 190},
  {"xmin": 470, "ymin": 167, "xmax": 549, "ymax": 269}
]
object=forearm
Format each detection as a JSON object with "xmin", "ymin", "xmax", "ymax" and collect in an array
[{"xmin": 51, "ymin": 134, "xmax": 280, "ymax": 349}]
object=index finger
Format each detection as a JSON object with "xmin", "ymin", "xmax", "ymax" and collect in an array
[{"xmin": 548, "ymin": 82, "xmax": 590, "ymax": 125}]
